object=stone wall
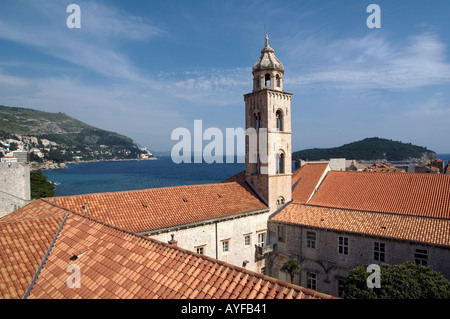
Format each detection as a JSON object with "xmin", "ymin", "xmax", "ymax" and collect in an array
[
  {"xmin": 0, "ymin": 162, "xmax": 31, "ymax": 217},
  {"xmin": 268, "ymin": 221, "xmax": 450, "ymax": 297},
  {"xmin": 147, "ymin": 210, "xmax": 271, "ymax": 273}
]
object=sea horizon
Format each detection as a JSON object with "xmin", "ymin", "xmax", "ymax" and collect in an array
[{"xmin": 43, "ymin": 153, "xmax": 450, "ymax": 197}]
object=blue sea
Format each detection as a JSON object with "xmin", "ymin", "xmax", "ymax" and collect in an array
[
  {"xmin": 43, "ymin": 156, "xmax": 246, "ymax": 196},
  {"xmin": 43, "ymin": 154, "xmax": 450, "ymax": 197}
]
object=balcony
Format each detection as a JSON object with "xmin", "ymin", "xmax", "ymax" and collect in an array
[{"xmin": 255, "ymin": 243, "xmax": 275, "ymax": 257}]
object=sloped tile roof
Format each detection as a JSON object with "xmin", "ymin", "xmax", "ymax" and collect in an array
[
  {"xmin": 272, "ymin": 203, "xmax": 450, "ymax": 247},
  {"xmin": 0, "ymin": 200, "xmax": 334, "ymax": 299},
  {"xmin": 27, "ymin": 213, "xmax": 333, "ymax": 299},
  {"xmin": 0, "ymin": 198, "xmax": 67, "ymax": 221},
  {"xmin": 37, "ymin": 182, "xmax": 268, "ymax": 233},
  {"xmin": 308, "ymin": 171, "xmax": 450, "ymax": 219},
  {"xmin": 291, "ymin": 163, "xmax": 329, "ymax": 204},
  {"xmin": 0, "ymin": 213, "xmax": 64, "ymax": 299}
]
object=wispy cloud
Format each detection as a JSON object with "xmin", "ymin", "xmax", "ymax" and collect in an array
[
  {"xmin": 160, "ymin": 68, "xmax": 251, "ymax": 106},
  {"xmin": 0, "ymin": 1, "xmax": 166, "ymax": 81},
  {"xmin": 286, "ymin": 32, "xmax": 450, "ymax": 90}
]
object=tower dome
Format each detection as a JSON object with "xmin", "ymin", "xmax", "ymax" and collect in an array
[
  {"xmin": 252, "ymin": 35, "xmax": 284, "ymax": 92},
  {"xmin": 252, "ymin": 35, "xmax": 284, "ymax": 73}
]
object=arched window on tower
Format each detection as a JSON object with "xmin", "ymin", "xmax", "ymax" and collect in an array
[
  {"xmin": 265, "ymin": 74, "xmax": 271, "ymax": 88},
  {"xmin": 276, "ymin": 75, "xmax": 281, "ymax": 87},
  {"xmin": 276, "ymin": 196, "xmax": 285, "ymax": 208},
  {"xmin": 276, "ymin": 152, "xmax": 285, "ymax": 174},
  {"xmin": 276, "ymin": 110, "xmax": 283, "ymax": 131},
  {"xmin": 254, "ymin": 112, "xmax": 261, "ymax": 131}
]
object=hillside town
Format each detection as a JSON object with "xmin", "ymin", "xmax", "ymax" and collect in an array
[{"xmin": 0, "ymin": 134, "xmax": 155, "ymax": 170}]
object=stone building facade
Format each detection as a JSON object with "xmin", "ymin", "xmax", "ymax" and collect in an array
[
  {"xmin": 147, "ymin": 209, "xmax": 271, "ymax": 273},
  {"xmin": 268, "ymin": 221, "xmax": 450, "ymax": 297}
]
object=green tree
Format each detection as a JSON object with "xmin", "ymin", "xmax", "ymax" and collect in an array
[
  {"xmin": 9, "ymin": 142, "xmax": 18, "ymax": 152},
  {"xmin": 281, "ymin": 258, "xmax": 302, "ymax": 284},
  {"xmin": 344, "ymin": 262, "xmax": 450, "ymax": 299},
  {"xmin": 30, "ymin": 170, "xmax": 55, "ymax": 199}
]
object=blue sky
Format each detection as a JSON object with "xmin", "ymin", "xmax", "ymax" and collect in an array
[{"xmin": 1, "ymin": 0, "xmax": 450, "ymax": 154}]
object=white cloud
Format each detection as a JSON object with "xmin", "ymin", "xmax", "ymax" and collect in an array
[
  {"xmin": 161, "ymin": 68, "xmax": 250, "ymax": 106},
  {"xmin": 80, "ymin": 2, "xmax": 166, "ymax": 40},
  {"xmin": 286, "ymin": 32, "xmax": 450, "ymax": 90},
  {"xmin": 0, "ymin": 69, "xmax": 30, "ymax": 87},
  {"xmin": 0, "ymin": 1, "xmax": 165, "ymax": 82}
]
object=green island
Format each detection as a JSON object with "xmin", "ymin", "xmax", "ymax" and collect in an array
[{"xmin": 293, "ymin": 137, "xmax": 436, "ymax": 162}]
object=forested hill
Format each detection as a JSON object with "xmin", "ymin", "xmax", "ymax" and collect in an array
[
  {"xmin": 292, "ymin": 137, "xmax": 436, "ymax": 161},
  {"xmin": 0, "ymin": 104, "xmax": 154, "ymax": 162}
]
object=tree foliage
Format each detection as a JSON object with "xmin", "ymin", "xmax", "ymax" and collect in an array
[
  {"xmin": 292, "ymin": 137, "xmax": 435, "ymax": 161},
  {"xmin": 281, "ymin": 258, "xmax": 302, "ymax": 284},
  {"xmin": 344, "ymin": 262, "xmax": 450, "ymax": 299},
  {"xmin": 30, "ymin": 170, "xmax": 55, "ymax": 199}
]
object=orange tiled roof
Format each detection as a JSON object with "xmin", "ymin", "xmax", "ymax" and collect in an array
[
  {"xmin": 364, "ymin": 163, "xmax": 406, "ymax": 173},
  {"xmin": 308, "ymin": 171, "xmax": 450, "ymax": 219},
  {"xmin": 291, "ymin": 163, "xmax": 329, "ymax": 204},
  {"xmin": 0, "ymin": 198, "xmax": 68, "ymax": 221},
  {"xmin": 0, "ymin": 201, "xmax": 333, "ymax": 299},
  {"xmin": 27, "ymin": 212, "xmax": 333, "ymax": 299},
  {"xmin": 271, "ymin": 203, "xmax": 450, "ymax": 247},
  {"xmin": 0, "ymin": 214, "xmax": 64, "ymax": 299},
  {"xmin": 24, "ymin": 182, "xmax": 268, "ymax": 233}
]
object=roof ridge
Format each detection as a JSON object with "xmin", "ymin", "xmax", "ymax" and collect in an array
[
  {"xmin": 331, "ymin": 169, "xmax": 450, "ymax": 178},
  {"xmin": 306, "ymin": 202, "xmax": 450, "ymax": 221},
  {"xmin": 45, "ymin": 181, "xmax": 243, "ymax": 200},
  {"xmin": 305, "ymin": 202, "xmax": 450, "ymax": 222},
  {"xmin": 0, "ymin": 213, "xmax": 65, "ymax": 224},
  {"xmin": 22, "ymin": 213, "xmax": 69, "ymax": 299}
]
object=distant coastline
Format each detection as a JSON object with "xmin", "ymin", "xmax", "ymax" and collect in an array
[{"xmin": 32, "ymin": 156, "xmax": 157, "ymax": 171}]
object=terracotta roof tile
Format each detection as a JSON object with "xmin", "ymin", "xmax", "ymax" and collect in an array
[
  {"xmin": 272, "ymin": 203, "xmax": 450, "ymax": 247},
  {"xmin": 63, "ymin": 212, "xmax": 336, "ymax": 298},
  {"xmin": 308, "ymin": 171, "xmax": 450, "ymax": 219},
  {"xmin": 0, "ymin": 213, "xmax": 64, "ymax": 299},
  {"xmin": 291, "ymin": 163, "xmax": 330, "ymax": 204},
  {"xmin": 34, "ymin": 182, "xmax": 268, "ymax": 233},
  {"xmin": 2, "ymin": 198, "xmax": 333, "ymax": 299}
]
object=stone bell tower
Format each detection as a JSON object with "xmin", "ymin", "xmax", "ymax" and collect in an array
[{"xmin": 244, "ymin": 35, "xmax": 292, "ymax": 213}]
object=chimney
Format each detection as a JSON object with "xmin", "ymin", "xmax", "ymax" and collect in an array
[{"xmin": 168, "ymin": 234, "xmax": 178, "ymax": 247}]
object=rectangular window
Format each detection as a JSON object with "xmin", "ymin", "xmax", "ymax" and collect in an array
[
  {"xmin": 306, "ymin": 272, "xmax": 317, "ymax": 290},
  {"xmin": 257, "ymin": 232, "xmax": 265, "ymax": 248},
  {"xmin": 196, "ymin": 246, "xmax": 205, "ymax": 255},
  {"xmin": 278, "ymin": 225, "xmax": 286, "ymax": 243},
  {"xmin": 244, "ymin": 234, "xmax": 251, "ymax": 246},
  {"xmin": 222, "ymin": 240, "xmax": 229, "ymax": 253},
  {"xmin": 374, "ymin": 242, "xmax": 385, "ymax": 262},
  {"xmin": 338, "ymin": 236, "xmax": 349, "ymax": 255},
  {"xmin": 415, "ymin": 248, "xmax": 428, "ymax": 266},
  {"xmin": 306, "ymin": 231, "xmax": 316, "ymax": 249}
]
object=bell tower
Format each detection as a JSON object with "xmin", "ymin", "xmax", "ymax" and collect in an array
[{"xmin": 244, "ymin": 35, "xmax": 292, "ymax": 213}]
